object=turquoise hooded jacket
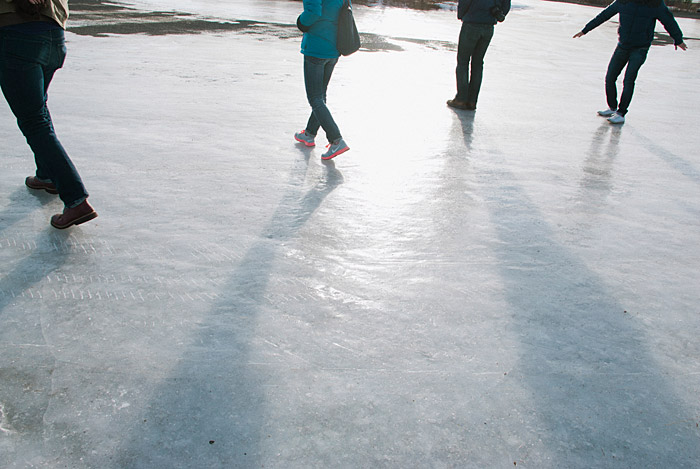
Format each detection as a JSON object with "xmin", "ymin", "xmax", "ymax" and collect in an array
[{"xmin": 298, "ymin": 0, "xmax": 344, "ymax": 59}]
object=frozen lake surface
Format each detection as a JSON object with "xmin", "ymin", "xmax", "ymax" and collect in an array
[{"xmin": 1, "ymin": 0, "xmax": 699, "ymax": 467}]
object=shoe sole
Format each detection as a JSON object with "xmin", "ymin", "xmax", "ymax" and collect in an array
[
  {"xmin": 607, "ymin": 118, "xmax": 625, "ymax": 125},
  {"xmin": 322, "ymin": 146, "xmax": 349, "ymax": 160},
  {"xmin": 51, "ymin": 211, "xmax": 98, "ymax": 230},
  {"xmin": 447, "ymin": 102, "xmax": 469, "ymax": 110},
  {"xmin": 294, "ymin": 135, "xmax": 315, "ymax": 147}
]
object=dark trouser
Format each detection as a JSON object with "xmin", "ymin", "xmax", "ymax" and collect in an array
[
  {"xmin": 304, "ymin": 55, "xmax": 342, "ymax": 143},
  {"xmin": 455, "ymin": 22, "xmax": 494, "ymax": 105},
  {"xmin": 605, "ymin": 45, "xmax": 649, "ymax": 116},
  {"xmin": 0, "ymin": 27, "xmax": 88, "ymax": 208}
]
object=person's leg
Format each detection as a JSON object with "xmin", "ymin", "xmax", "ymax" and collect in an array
[
  {"xmin": 465, "ymin": 25, "xmax": 494, "ymax": 106},
  {"xmin": 455, "ymin": 22, "xmax": 480, "ymax": 102},
  {"xmin": 604, "ymin": 46, "xmax": 630, "ymax": 113},
  {"xmin": 303, "ymin": 56, "xmax": 341, "ymax": 143},
  {"xmin": 617, "ymin": 47, "xmax": 648, "ymax": 116},
  {"xmin": 0, "ymin": 28, "xmax": 88, "ymax": 208}
]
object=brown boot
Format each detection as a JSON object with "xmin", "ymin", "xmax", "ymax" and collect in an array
[
  {"xmin": 25, "ymin": 176, "xmax": 58, "ymax": 194},
  {"xmin": 446, "ymin": 99, "xmax": 475, "ymax": 111},
  {"xmin": 51, "ymin": 200, "xmax": 98, "ymax": 229}
]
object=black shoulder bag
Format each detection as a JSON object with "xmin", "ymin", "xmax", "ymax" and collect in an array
[{"xmin": 337, "ymin": 0, "xmax": 361, "ymax": 56}]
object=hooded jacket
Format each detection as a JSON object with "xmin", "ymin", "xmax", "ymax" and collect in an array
[
  {"xmin": 0, "ymin": 0, "xmax": 69, "ymax": 29},
  {"xmin": 582, "ymin": 0, "xmax": 683, "ymax": 49}
]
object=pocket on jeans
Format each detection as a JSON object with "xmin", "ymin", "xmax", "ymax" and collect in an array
[
  {"xmin": 54, "ymin": 42, "xmax": 67, "ymax": 70},
  {"xmin": 0, "ymin": 34, "xmax": 50, "ymax": 69}
]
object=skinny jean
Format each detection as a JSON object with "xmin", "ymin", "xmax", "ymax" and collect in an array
[
  {"xmin": 605, "ymin": 45, "xmax": 649, "ymax": 116},
  {"xmin": 0, "ymin": 26, "xmax": 88, "ymax": 208},
  {"xmin": 303, "ymin": 55, "xmax": 342, "ymax": 143}
]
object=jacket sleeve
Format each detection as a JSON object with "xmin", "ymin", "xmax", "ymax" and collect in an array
[
  {"xmin": 582, "ymin": 1, "xmax": 619, "ymax": 34},
  {"xmin": 457, "ymin": 0, "xmax": 473, "ymax": 20},
  {"xmin": 298, "ymin": 0, "xmax": 323, "ymax": 29},
  {"xmin": 657, "ymin": 4, "xmax": 684, "ymax": 45},
  {"xmin": 501, "ymin": 0, "xmax": 511, "ymax": 16}
]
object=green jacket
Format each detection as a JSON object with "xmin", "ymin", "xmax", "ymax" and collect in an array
[{"xmin": 0, "ymin": 0, "xmax": 69, "ymax": 29}]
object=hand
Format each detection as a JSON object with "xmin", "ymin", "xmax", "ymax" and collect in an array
[
  {"xmin": 676, "ymin": 42, "xmax": 687, "ymax": 51},
  {"xmin": 573, "ymin": 31, "xmax": 585, "ymax": 39}
]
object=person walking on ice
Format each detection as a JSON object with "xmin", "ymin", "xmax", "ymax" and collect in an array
[
  {"xmin": 574, "ymin": 0, "xmax": 687, "ymax": 125},
  {"xmin": 0, "ymin": 0, "xmax": 97, "ymax": 228},
  {"xmin": 294, "ymin": 0, "xmax": 350, "ymax": 160}
]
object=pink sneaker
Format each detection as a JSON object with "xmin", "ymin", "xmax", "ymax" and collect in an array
[
  {"xmin": 294, "ymin": 129, "xmax": 316, "ymax": 147},
  {"xmin": 322, "ymin": 138, "xmax": 349, "ymax": 160}
]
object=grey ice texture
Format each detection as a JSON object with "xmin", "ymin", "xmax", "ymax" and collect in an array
[{"xmin": 1, "ymin": 0, "xmax": 700, "ymax": 467}]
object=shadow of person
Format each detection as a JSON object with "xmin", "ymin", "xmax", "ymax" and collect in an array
[
  {"xmin": 0, "ymin": 229, "xmax": 70, "ymax": 451},
  {"xmin": 581, "ymin": 123, "xmax": 621, "ymax": 192},
  {"xmin": 627, "ymin": 126, "xmax": 700, "ymax": 187},
  {"xmin": 572, "ymin": 123, "xmax": 623, "ymax": 223},
  {"xmin": 451, "ymin": 109, "xmax": 475, "ymax": 153},
  {"xmin": 0, "ymin": 187, "xmax": 57, "ymax": 236},
  {"xmin": 114, "ymin": 155, "xmax": 343, "ymax": 467},
  {"xmin": 451, "ymin": 113, "xmax": 700, "ymax": 464}
]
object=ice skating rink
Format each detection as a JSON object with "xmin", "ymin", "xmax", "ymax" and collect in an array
[{"xmin": 1, "ymin": 0, "xmax": 699, "ymax": 467}]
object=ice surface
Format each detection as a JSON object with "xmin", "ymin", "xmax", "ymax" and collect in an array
[{"xmin": 1, "ymin": 0, "xmax": 699, "ymax": 467}]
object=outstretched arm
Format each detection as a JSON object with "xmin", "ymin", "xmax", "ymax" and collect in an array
[
  {"xmin": 579, "ymin": 0, "xmax": 620, "ymax": 36},
  {"xmin": 658, "ymin": 4, "xmax": 685, "ymax": 48}
]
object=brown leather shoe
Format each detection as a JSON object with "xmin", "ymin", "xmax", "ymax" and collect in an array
[
  {"xmin": 51, "ymin": 200, "xmax": 98, "ymax": 229},
  {"xmin": 25, "ymin": 176, "xmax": 58, "ymax": 194},
  {"xmin": 446, "ymin": 99, "xmax": 476, "ymax": 111}
]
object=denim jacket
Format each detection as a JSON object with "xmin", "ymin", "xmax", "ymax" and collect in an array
[
  {"xmin": 0, "ymin": 0, "xmax": 69, "ymax": 29},
  {"xmin": 298, "ymin": 0, "xmax": 344, "ymax": 59},
  {"xmin": 582, "ymin": 0, "xmax": 683, "ymax": 48}
]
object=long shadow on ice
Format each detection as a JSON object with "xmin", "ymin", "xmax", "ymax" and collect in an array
[
  {"xmin": 627, "ymin": 127, "xmax": 700, "ymax": 186},
  {"xmin": 0, "ymin": 229, "xmax": 70, "ymax": 466},
  {"xmin": 115, "ymin": 155, "xmax": 342, "ymax": 468},
  {"xmin": 0, "ymin": 187, "xmax": 55, "ymax": 237},
  {"xmin": 453, "ymin": 112, "xmax": 700, "ymax": 466}
]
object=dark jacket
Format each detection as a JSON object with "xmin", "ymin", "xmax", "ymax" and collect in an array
[
  {"xmin": 582, "ymin": 0, "xmax": 683, "ymax": 48},
  {"xmin": 458, "ymin": 0, "xmax": 511, "ymax": 25}
]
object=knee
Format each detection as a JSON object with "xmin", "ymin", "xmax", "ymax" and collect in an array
[
  {"xmin": 622, "ymin": 74, "xmax": 638, "ymax": 87},
  {"xmin": 307, "ymin": 95, "xmax": 326, "ymax": 109},
  {"xmin": 18, "ymin": 112, "xmax": 54, "ymax": 137}
]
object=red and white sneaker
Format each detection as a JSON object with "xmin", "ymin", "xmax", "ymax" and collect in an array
[
  {"xmin": 322, "ymin": 138, "xmax": 349, "ymax": 160},
  {"xmin": 294, "ymin": 129, "xmax": 316, "ymax": 147}
]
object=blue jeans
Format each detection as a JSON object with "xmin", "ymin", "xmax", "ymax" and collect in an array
[
  {"xmin": 455, "ymin": 23, "xmax": 494, "ymax": 105},
  {"xmin": 0, "ymin": 27, "xmax": 88, "ymax": 208},
  {"xmin": 303, "ymin": 55, "xmax": 342, "ymax": 143},
  {"xmin": 605, "ymin": 45, "xmax": 648, "ymax": 116}
]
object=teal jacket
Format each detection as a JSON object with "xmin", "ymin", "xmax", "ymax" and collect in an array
[{"xmin": 298, "ymin": 0, "xmax": 344, "ymax": 59}]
